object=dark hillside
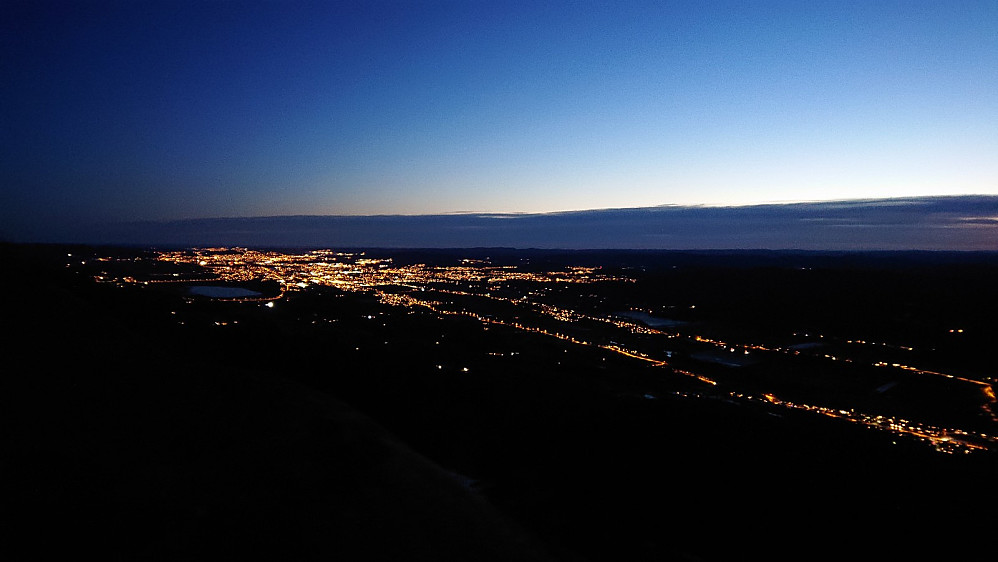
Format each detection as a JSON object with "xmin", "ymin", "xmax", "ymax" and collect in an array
[
  {"xmin": 0, "ymin": 243, "xmax": 549, "ymax": 561},
  {"xmin": 3, "ymin": 244, "xmax": 996, "ymax": 562}
]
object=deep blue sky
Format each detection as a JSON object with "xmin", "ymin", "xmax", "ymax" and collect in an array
[{"xmin": 2, "ymin": 1, "xmax": 997, "ymax": 246}]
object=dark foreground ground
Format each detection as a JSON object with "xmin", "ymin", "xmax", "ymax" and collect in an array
[{"xmin": 2, "ymin": 243, "xmax": 996, "ymax": 561}]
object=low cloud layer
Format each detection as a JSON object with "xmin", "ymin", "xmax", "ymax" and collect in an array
[{"xmin": 50, "ymin": 195, "xmax": 998, "ymax": 250}]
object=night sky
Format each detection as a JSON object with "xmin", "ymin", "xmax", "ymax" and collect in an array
[{"xmin": 2, "ymin": 1, "xmax": 996, "ymax": 247}]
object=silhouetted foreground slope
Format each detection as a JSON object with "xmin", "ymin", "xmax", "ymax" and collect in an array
[{"xmin": 0, "ymin": 244, "xmax": 548, "ymax": 561}]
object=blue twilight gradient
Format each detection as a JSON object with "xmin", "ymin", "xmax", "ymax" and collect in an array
[{"xmin": 2, "ymin": 1, "xmax": 997, "ymax": 244}]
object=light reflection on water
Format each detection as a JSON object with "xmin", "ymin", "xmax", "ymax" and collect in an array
[
  {"xmin": 617, "ymin": 310, "xmax": 686, "ymax": 328},
  {"xmin": 187, "ymin": 286, "xmax": 262, "ymax": 298}
]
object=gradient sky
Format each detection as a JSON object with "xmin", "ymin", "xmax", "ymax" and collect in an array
[{"xmin": 2, "ymin": 1, "xmax": 997, "ymax": 242}]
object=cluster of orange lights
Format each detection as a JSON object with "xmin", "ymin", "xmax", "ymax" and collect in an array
[{"xmin": 129, "ymin": 247, "xmax": 998, "ymax": 455}]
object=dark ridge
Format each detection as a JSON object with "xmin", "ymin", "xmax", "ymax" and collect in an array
[{"xmin": 0, "ymin": 243, "xmax": 551, "ymax": 561}]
